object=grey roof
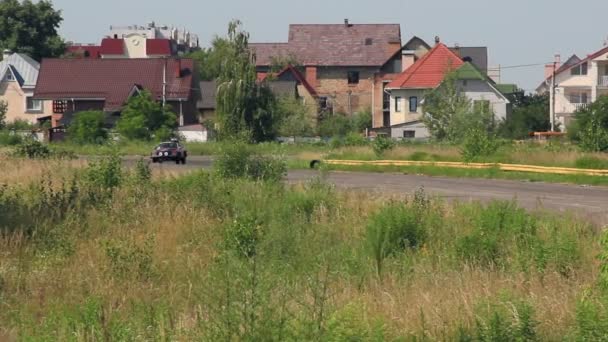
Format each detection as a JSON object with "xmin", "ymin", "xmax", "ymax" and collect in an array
[
  {"xmin": 267, "ymin": 81, "xmax": 297, "ymax": 98},
  {"xmin": 197, "ymin": 80, "xmax": 216, "ymax": 109},
  {"xmin": 450, "ymin": 47, "xmax": 488, "ymax": 73},
  {"xmin": 0, "ymin": 53, "xmax": 40, "ymax": 88}
]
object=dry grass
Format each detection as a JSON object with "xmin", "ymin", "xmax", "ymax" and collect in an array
[{"xmin": 0, "ymin": 156, "xmax": 87, "ymax": 185}]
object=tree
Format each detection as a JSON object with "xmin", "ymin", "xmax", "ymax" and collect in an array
[
  {"xmin": 0, "ymin": 100, "xmax": 7, "ymax": 129},
  {"xmin": 216, "ymin": 20, "xmax": 276, "ymax": 142},
  {"xmin": 572, "ymin": 95, "xmax": 608, "ymax": 152},
  {"xmin": 68, "ymin": 110, "xmax": 107, "ymax": 144},
  {"xmin": 187, "ymin": 37, "xmax": 233, "ymax": 81},
  {"xmin": 422, "ymin": 72, "xmax": 478, "ymax": 142},
  {"xmin": 318, "ymin": 114, "xmax": 352, "ymax": 138},
  {"xmin": 351, "ymin": 108, "xmax": 373, "ymax": 133},
  {"xmin": 498, "ymin": 93, "xmax": 551, "ymax": 139},
  {"xmin": 116, "ymin": 91, "xmax": 177, "ymax": 141},
  {"xmin": 276, "ymin": 96, "xmax": 313, "ymax": 140},
  {"xmin": 0, "ymin": 0, "xmax": 65, "ymax": 61}
]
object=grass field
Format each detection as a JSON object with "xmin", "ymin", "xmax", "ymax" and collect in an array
[{"xmin": 0, "ymin": 155, "xmax": 607, "ymax": 340}]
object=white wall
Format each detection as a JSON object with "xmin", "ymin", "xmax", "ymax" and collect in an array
[
  {"xmin": 180, "ymin": 130, "xmax": 208, "ymax": 142},
  {"xmin": 390, "ymin": 121, "xmax": 430, "ymax": 139},
  {"xmin": 458, "ymin": 79, "xmax": 509, "ymax": 122},
  {"xmin": 389, "ymin": 88, "xmax": 424, "ymax": 126}
]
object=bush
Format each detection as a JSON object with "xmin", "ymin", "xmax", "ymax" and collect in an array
[
  {"xmin": 318, "ymin": 114, "xmax": 352, "ymax": 137},
  {"xmin": 214, "ymin": 141, "xmax": 286, "ymax": 182},
  {"xmin": 366, "ymin": 202, "xmax": 426, "ymax": 277},
  {"xmin": 578, "ymin": 116, "xmax": 608, "ymax": 152},
  {"xmin": 461, "ymin": 128, "xmax": 499, "ymax": 162},
  {"xmin": 116, "ymin": 90, "xmax": 177, "ymax": 141},
  {"xmin": 0, "ymin": 130, "xmax": 23, "ymax": 146},
  {"xmin": 351, "ymin": 108, "xmax": 372, "ymax": 133},
  {"xmin": 12, "ymin": 138, "xmax": 51, "ymax": 158},
  {"xmin": 67, "ymin": 110, "xmax": 107, "ymax": 144},
  {"xmin": 224, "ymin": 214, "xmax": 262, "ymax": 258},
  {"xmin": 344, "ymin": 132, "xmax": 368, "ymax": 146},
  {"xmin": 575, "ymin": 156, "xmax": 608, "ymax": 170},
  {"xmin": 372, "ymin": 135, "xmax": 395, "ymax": 158},
  {"xmin": 457, "ymin": 299, "xmax": 538, "ymax": 341}
]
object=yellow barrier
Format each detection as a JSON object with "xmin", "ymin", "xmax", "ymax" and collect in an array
[{"xmin": 324, "ymin": 160, "xmax": 608, "ymax": 177}]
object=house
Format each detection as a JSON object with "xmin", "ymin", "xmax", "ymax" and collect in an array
[
  {"xmin": 250, "ymin": 20, "xmax": 403, "ymax": 118},
  {"xmin": 385, "ymin": 43, "xmax": 510, "ymax": 139},
  {"xmin": 33, "ymin": 58, "xmax": 199, "ymax": 128},
  {"xmin": 0, "ymin": 50, "xmax": 53, "ymax": 125},
  {"xmin": 537, "ymin": 46, "xmax": 608, "ymax": 130},
  {"xmin": 65, "ymin": 22, "xmax": 200, "ymax": 59},
  {"xmin": 197, "ymin": 65, "xmax": 318, "ymax": 122}
]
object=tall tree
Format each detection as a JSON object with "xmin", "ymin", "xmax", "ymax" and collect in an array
[
  {"xmin": 0, "ymin": 0, "xmax": 65, "ymax": 61},
  {"xmin": 215, "ymin": 20, "xmax": 276, "ymax": 142},
  {"xmin": 116, "ymin": 91, "xmax": 177, "ymax": 141},
  {"xmin": 187, "ymin": 37, "xmax": 232, "ymax": 81},
  {"xmin": 497, "ymin": 93, "xmax": 551, "ymax": 139}
]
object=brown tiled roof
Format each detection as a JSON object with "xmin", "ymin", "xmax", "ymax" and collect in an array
[
  {"xmin": 146, "ymin": 39, "xmax": 172, "ymax": 56},
  {"xmin": 34, "ymin": 58, "xmax": 193, "ymax": 111},
  {"xmin": 100, "ymin": 38, "xmax": 125, "ymax": 55},
  {"xmin": 250, "ymin": 24, "xmax": 401, "ymax": 67}
]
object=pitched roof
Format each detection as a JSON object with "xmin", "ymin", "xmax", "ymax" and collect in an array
[
  {"xmin": 146, "ymin": 39, "xmax": 172, "ymax": 55},
  {"xmin": 258, "ymin": 65, "xmax": 318, "ymax": 97},
  {"xmin": 495, "ymin": 84, "xmax": 520, "ymax": 95},
  {"xmin": 34, "ymin": 58, "xmax": 193, "ymax": 111},
  {"xmin": 450, "ymin": 47, "xmax": 488, "ymax": 72},
  {"xmin": 66, "ymin": 45, "xmax": 102, "ymax": 58},
  {"xmin": 0, "ymin": 53, "xmax": 40, "ymax": 88},
  {"xmin": 387, "ymin": 43, "xmax": 464, "ymax": 89},
  {"xmin": 250, "ymin": 23, "xmax": 402, "ymax": 67},
  {"xmin": 100, "ymin": 38, "xmax": 125, "ymax": 55},
  {"xmin": 453, "ymin": 62, "xmax": 487, "ymax": 81}
]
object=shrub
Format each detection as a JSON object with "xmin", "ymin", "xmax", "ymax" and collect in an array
[
  {"xmin": 366, "ymin": 202, "xmax": 426, "ymax": 276},
  {"xmin": 84, "ymin": 154, "xmax": 123, "ymax": 191},
  {"xmin": 344, "ymin": 132, "xmax": 368, "ymax": 146},
  {"xmin": 578, "ymin": 116, "xmax": 608, "ymax": 152},
  {"xmin": 116, "ymin": 90, "xmax": 177, "ymax": 141},
  {"xmin": 575, "ymin": 156, "xmax": 608, "ymax": 170},
  {"xmin": 0, "ymin": 130, "xmax": 23, "ymax": 146},
  {"xmin": 215, "ymin": 141, "xmax": 286, "ymax": 182},
  {"xmin": 318, "ymin": 114, "xmax": 352, "ymax": 137},
  {"xmin": 458, "ymin": 299, "xmax": 538, "ymax": 341},
  {"xmin": 351, "ymin": 108, "xmax": 372, "ymax": 133},
  {"xmin": 461, "ymin": 128, "xmax": 499, "ymax": 162},
  {"xmin": 12, "ymin": 138, "xmax": 51, "ymax": 158},
  {"xmin": 67, "ymin": 110, "xmax": 107, "ymax": 144},
  {"xmin": 224, "ymin": 214, "xmax": 263, "ymax": 258},
  {"xmin": 372, "ymin": 136, "xmax": 395, "ymax": 158}
]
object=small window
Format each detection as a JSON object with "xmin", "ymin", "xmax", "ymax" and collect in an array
[
  {"xmin": 365, "ymin": 38, "xmax": 373, "ymax": 46},
  {"xmin": 473, "ymin": 100, "xmax": 491, "ymax": 113},
  {"xmin": 570, "ymin": 93, "xmax": 589, "ymax": 104},
  {"xmin": 53, "ymin": 100, "xmax": 68, "ymax": 114},
  {"xmin": 26, "ymin": 97, "xmax": 42, "ymax": 112},
  {"xmin": 403, "ymin": 130, "xmax": 416, "ymax": 139},
  {"xmin": 347, "ymin": 71, "xmax": 360, "ymax": 84},
  {"xmin": 571, "ymin": 62, "xmax": 588, "ymax": 76},
  {"xmin": 318, "ymin": 97, "xmax": 329, "ymax": 110},
  {"xmin": 409, "ymin": 96, "xmax": 418, "ymax": 113},
  {"xmin": 5, "ymin": 70, "xmax": 14, "ymax": 81},
  {"xmin": 394, "ymin": 97, "xmax": 402, "ymax": 112}
]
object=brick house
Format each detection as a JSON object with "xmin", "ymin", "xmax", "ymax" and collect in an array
[
  {"xmin": 33, "ymin": 58, "xmax": 199, "ymax": 128},
  {"xmin": 250, "ymin": 20, "xmax": 403, "ymax": 119}
]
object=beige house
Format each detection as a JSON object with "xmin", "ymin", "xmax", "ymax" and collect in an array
[
  {"xmin": 0, "ymin": 50, "xmax": 52, "ymax": 125},
  {"xmin": 537, "ymin": 46, "xmax": 608, "ymax": 130}
]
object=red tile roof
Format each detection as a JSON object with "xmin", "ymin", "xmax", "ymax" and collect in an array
[
  {"xmin": 250, "ymin": 24, "xmax": 402, "ymax": 67},
  {"xmin": 146, "ymin": 39, "xmax": 172, "ymax": 56},
  {"xmin": 387, "ymin": 43, "xmax": 464, "ymax": 89},
  {"xmin": 100, "ymin": 38, "xmax": 125, "ymax": 55},
  {"xmin": 34, "ymin": 58, "xmax": 193, "ymax": 111},
  {"xmin": 66, "ymin": 45, "xmax": 102, "ymax": 58}
]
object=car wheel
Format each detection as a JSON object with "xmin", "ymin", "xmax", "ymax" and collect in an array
[
  {"xmin": 151, "ymin": 158, "xmax": 157, "ymax": 163},
  {"xmin": 181, "ymin": 158, "xmax": 187, "ymax": 165},
  {"xmin": 175, "ymin": 158, "xmax": 180, "ymax": 165}
]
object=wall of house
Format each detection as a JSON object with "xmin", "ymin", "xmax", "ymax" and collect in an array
[
  {"xmin": 457, "ymin": 79, "xmax": 509, "ymax": 122},
  {"xmin": 168, "ymin": 99, "xmax": 199, "ymax": 126},
  {"xmin": 0, "ymin": 82, "xmax": 52, "ymax": 124},
  {"xmin": 389, "ymin": 88, "xmax": 425, "ymax": 127},
  {"xmin": 315, "ymin": 66, "xmax": 376, "ymax": 115},
  {"xmin": 390, "ymin": 121, "xmax": 429, "ymax": 139},
  {"xmin": 372, "ymin": 73, "xmax": 399, "ymax": 128}
]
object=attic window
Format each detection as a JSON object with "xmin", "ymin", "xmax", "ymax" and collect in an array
[
  {"xmin": 571, "ymin": 62, "xmax": 588, "ymax": 76},
  {"xmin": 365, "ymin": 38, "xmax": 373, "ymax": 46},
  {"xmin": 5, "ymin": 70, "xmax": 14, "ymax": 81}
]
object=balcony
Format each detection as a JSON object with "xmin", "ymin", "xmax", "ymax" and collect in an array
[
  {"xmin": 573, "ymin": 103, "xmax": 589, "ymax": 112},
  {"xmin": 599, "ymin": 75, "xmax": 608, "ymax": 87}
]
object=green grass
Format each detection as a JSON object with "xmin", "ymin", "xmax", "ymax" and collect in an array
[{"xmin": 324, "ymin": 163, "xmax": 608, "ymax": 186}]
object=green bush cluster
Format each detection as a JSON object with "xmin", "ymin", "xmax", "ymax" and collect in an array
[
  {"xmin": 214, "ymin": 140, "xmax": 286, "ymax": 181},
  {"xmin": 461, "ymin": 128, "xmax": 499, "ymax": 162}
]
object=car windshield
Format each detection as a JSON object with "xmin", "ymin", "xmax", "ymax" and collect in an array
[{"xmin": 158, "ymin": 142, "xmax": 178, "ymax": 149}]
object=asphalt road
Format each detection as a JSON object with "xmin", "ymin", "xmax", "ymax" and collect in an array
[{"xmin": 135, "ymin": 155, "xmax": 608, "ymax": 226}]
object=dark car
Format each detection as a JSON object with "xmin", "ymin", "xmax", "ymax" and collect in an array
[{"xmin": 151, "ymin": 141, "xmax": 187, "ymax": 164}]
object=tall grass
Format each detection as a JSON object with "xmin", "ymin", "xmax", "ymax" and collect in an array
[{"xmin": 0, "ymin": 155, "xmax": 604, "ymax": 340}]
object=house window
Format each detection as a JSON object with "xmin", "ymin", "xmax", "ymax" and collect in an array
[
  {"xmin": 571, "ymin": 62, "xmax": 588, "ymax": 76},
  {"xmin": 409, "ymin": 96, "xmax": 418, "ymax": 113},
  {"xmin": 394, "ymin": 97, "xmax": 402, "ymax": 112},
  {"xmin": 403, "ymin": 130, "xmax": 416, "ymax": 139},
  {"xmin": 26, "ymin": 97, "xmax": 42, "ymax": 112},
  {"xmin": 474, "ymin": 100, "xmax": 491, "ymax": 113},
  {"xmin": 570, "ymin": 93, "xmax": 589, "ymax": 104},
  {"xmin": 365, "ymin": 38, "xmax": 373, "ymax": 46},
  {"xmin": 4, "ymin": 70, "xmax": 14, "ymax": 81},
  {"xmin": 347, "ymin": 71, "xmax": 360, "ymax": 84},
  {"xmin": 318, "ymin": 96, "xmax": 329, "ymax": 110},
  {"xmin": 383, "ymin": 112, "xmax": 390, "ymax": 127},
  {"xmin": 53, "ymin": 100, "xmax": 68, "ymax": 114}
]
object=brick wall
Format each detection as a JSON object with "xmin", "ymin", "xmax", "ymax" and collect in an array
[{"xmin": 315, "ymin": 66, "xmax": 377, "ymax": 115}]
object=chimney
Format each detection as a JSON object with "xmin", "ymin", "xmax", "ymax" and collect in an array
[
  {"xmin": 305, "ymin": 66, "xmax": 317, "ymax": 88},
  {"xmin": 544, "ymin": 54, "xmax": 561, "ymax": 79},
  {"xmin": 344, "ymin": 19, "xmax": 350, "ymax": 27},
  {"xmin": 554, "ymin": 54, "xmax": 561, "ymax": 69},
  {"xmin": 434, "ymin": 36, "xmax": 441, "ymax": 45},
  {"xmin": 2, "ymin": 49, "xmax": 12, "ymax": 60},
  {"xmin": 174, "ymin": 58, "xmax": 181, "ymax": 78}
]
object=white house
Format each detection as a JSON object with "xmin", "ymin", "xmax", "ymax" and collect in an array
[
  {"xmin": 385, "ymin": 43, "xmax": 510, "ymax": 139},
  {"xmin": 537, "ymin": 46, "xmax": 608, "ymax": 130}
]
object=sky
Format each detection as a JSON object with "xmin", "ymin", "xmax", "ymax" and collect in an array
[{"xmin": 52, "ymin": 0, "xmax": 608, "ymax": 91}]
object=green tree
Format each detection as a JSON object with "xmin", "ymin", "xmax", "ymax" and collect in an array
[
  {"xmin": 187, "ymin": 37, "xmax": 232, "ymax": 81},
  {"xmin": 498, "ymin": 93, "xmax": 550, "ymax": 139},
  {"xmin": 351, "ymin": 108, "xmax": 372, "ymax": 133},
  {"xmin": 116, "ymin": 91, "xmax": 177, "ymax": 141},
  {"xmin": 68, "ymin": 110, "xmax": 107, "ymax": 144},
  {"xmin": 570, "ymin": 95, "xmax": 608, "ymax": 151},
  {"xmin": 318, "ymin": 114, "xmax": 352, "ymax": 137},
  {"xmin": 216, "ymin": 20, "xmax": 276, "ymax": 142},
  {"xmin": 0, "ymin": 0, "xmax": 65, "ymax": 61},
  {"xmin": 276, "ymin": 96, "xmax": 313, "ymax": 140},
  {"xmin": 0, "ymin": 100, "xmax": 7, "ymax": 129}
]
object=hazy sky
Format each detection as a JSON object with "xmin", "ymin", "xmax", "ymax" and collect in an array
[{"xmin": 52, "ymin": 0, "xmax": 608, "ymax": 91}]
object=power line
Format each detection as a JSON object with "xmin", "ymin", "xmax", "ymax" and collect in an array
[{"xmin": 498, "ymin": 62, "xmax": 551, "ymax": 70}]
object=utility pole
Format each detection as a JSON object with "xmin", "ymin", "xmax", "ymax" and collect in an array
[
  {"xmin": 162, "ymin": 58, "xmax": 167, "ymax": 107},
  {"xmin": 550, "ymin": 61, "xmax": 556, "ymax": 132}
]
